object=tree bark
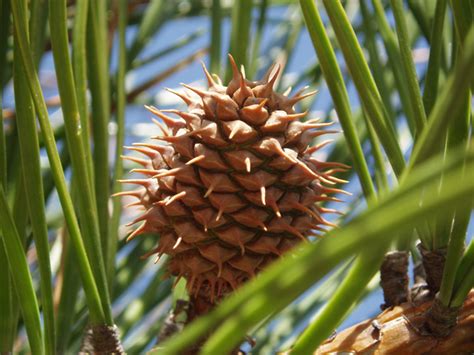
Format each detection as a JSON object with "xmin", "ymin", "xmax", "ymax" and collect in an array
[
  {"xmin": 315, "ymin": 290, "xmax": 474, "ymax": 354},
  {"xmin": 79, "ymin": 325, "xmax": 124, "ymax": 354},
  {"xmin": 380, "ymin": 250, "xmax": 410, "ymax": 308}
]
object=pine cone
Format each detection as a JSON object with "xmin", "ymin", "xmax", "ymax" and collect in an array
[{"xmin": 117, "ymin": 55, "xmax": 347, "ymax": 304}]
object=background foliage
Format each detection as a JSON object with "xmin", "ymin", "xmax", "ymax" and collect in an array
[{"xmin": 0, "ymin": 0, "xmax": 473, "ymax": 353}]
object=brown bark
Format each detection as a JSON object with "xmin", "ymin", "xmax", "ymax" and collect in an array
[
  {"xmin": 418, "ymin": 244, "xmax": 447, "ymax": 294},
  {"xmin": 425, "ymin": 296, "xmax": 461, "ymax": 337},
  {"xmin": 315, "ymin": 290, "xmax": 474, "ymax": 354},
  {"xmin": 79, "ymin": 325, "xmax": 124, "ymax": 354},
  {"xmin": 380, "ymin": 251, "xmax": 410, "ymax": 308}
]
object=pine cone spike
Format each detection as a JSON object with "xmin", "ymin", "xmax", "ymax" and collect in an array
[{"xmin": 117, "ymin": 55, "xmax": 347, "ymax": 304}]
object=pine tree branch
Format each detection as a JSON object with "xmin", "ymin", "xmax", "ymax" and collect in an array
[{"xmin": 312, "ymin": 290, "xmax": 474, "ymax": 354}]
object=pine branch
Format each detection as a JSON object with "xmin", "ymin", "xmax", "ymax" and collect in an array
[{"xmin": 311, "ymin": 291, "xmax": 474, "ymax": 354}]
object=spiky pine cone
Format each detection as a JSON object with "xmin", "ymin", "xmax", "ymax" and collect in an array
[{"xmin": 118, "ymin": 55, "xmax": 347, "ymax": 309}]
